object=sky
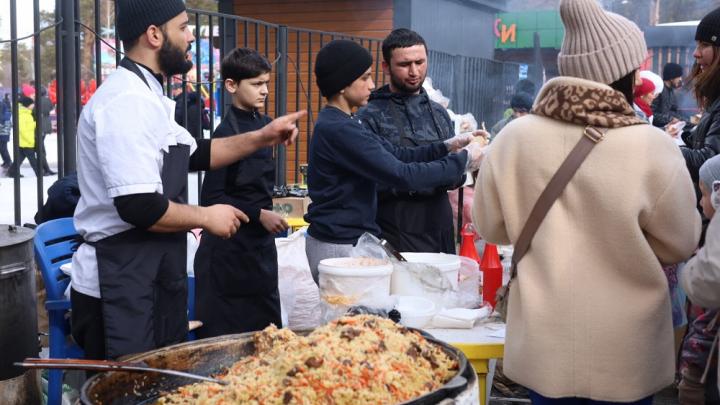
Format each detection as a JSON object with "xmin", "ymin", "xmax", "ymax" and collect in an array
[{"xmin": 0, "ymin": 0, "xmax": 55, "ymax": 40}]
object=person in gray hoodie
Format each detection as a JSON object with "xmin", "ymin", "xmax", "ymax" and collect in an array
[{"xmin": 357, "ymin": 28, "xmax": 487, "ymax": 254}]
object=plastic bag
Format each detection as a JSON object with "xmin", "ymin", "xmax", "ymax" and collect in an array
[
  {"xmin": 275, "ymin": 230, "xmax": 321, "ymax": 329},
  {"xmin": 319, "ymin": 233, "xmax": 395, "ymax": 323},
  {"xmin": 448, "ymin": 187, "xmax": 475, "ymax": 232},
  {"xmin": 456, "ymin": 256, "xmax": 482, "ymax": 309},
  {"xmin": 452, "ymin": 113, "xmax": 478, "ymax": 136},
  {"xmin": 423, "ymin": 77, "xmax": 450, "ymax": 108}
]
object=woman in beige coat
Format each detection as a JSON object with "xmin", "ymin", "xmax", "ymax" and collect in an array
[{"xmin": 473, "ymin": 0, "xmax": 701, "ymax": 402}]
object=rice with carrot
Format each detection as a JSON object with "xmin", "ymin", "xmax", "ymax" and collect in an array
[{"xmin": 157, "ymin": 315, "xmax": 458, "ymax": 404}]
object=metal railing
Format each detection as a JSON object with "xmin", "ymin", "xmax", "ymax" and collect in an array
[{"xmin": 2, "ymin": 0, "xmax": 519, "ymax": 225}]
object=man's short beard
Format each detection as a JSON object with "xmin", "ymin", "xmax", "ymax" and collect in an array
[
  {"xmin": 158, "ymin": 34, "xmax": 193, "ymax": 77},
  {"xmin": 390, "ymin": 72, "xmax": 425, "ymax": 94}
]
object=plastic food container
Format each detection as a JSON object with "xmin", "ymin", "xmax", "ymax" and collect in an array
[
  {"xmin": 394, "ymin": 295, "xmax": 436, "ymax": 329},
  {"xmin": 318, "ymin": 257, "xmax": 393, "ymax": 306},
  {"xmin": 391, "ymin": 253, "xmax": 462, "ymax": 309}
]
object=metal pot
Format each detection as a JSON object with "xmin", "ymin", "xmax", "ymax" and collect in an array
[
  {"xmin": 81, "ymin": 330, "xmax": 476, "ymax": 405},
  {"xmin": 0, "ymin": 225, "xmax": 41, "ymax": 405}
]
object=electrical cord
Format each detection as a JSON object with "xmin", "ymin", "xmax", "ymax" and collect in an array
[{"xmin": 0, "ymin": 18, "xmax": 64, "ymax": 44}]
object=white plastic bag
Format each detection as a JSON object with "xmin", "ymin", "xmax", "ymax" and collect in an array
[
  {"xmin": 457, "ymin": 256, "xmax": 482, "ymax": 309},
  {"xmin": 275, "ymin": 230, "xmax": 321, "ymax": 330}
]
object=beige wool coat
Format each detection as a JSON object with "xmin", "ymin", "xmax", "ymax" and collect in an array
[{"xmin": 474, "ymin": 77, "xmax": 701, "ymax": 401}]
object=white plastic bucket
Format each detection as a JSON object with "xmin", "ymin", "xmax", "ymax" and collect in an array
[
  {"xmin": 318, "ymin": 257, "xmax": 393, "ymax": 306},
  {"xmin": 391, "ymin": 252, "xmax": 462, "ymax": 308}
]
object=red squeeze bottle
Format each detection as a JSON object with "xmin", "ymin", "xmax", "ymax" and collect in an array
[
  {"xmin": 480, "ymin": 243, "xmax": 503, "ymax": 308},
  {"xmin": 459, "ymin": 223, "xmax": 481, "ymax": 263}
]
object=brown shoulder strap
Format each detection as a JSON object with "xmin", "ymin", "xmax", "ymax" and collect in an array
[{"xmin": 509, "ymin": 126, "xmax": 608, "ymax": 278}]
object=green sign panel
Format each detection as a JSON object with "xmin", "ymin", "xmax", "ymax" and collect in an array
[{"xmin": 494, "ymin": 10, "xmax": 564, "ymax": 50}]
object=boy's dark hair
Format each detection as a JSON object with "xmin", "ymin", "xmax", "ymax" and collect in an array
[
  {"xmin": 221, "ymin": 48, "xmax": 272, "ymax": 82},
  {"xmin": 514, "ymin": 79, "xmax": 537, "ymax": 97},
  {"xmin": 19, "ymin": 96, "xmax": 33, "ymax": 107},
  {"xmin": 381, "ymin": 28, "xmax": 427, "ymax": 63}
]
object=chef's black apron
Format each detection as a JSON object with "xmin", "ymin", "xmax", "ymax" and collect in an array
[
  {"xmin": 194, "ymin": 108, "xmax": 281, "ymax": 338},
  {"xmin": 94, "ymin": 58, "xmax": 189, "ymax": 358}
]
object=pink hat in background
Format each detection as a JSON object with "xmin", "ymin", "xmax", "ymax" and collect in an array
[{"xmin": 21, "ymin": 84, "xmax": 35, "ymax": 98}]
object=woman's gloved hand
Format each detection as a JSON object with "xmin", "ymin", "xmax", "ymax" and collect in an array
[
  {"xmin": 444, "ymin": 130, "xmax": 489, "ymax": 152},
  {"xmin": 463, "ymin": 141, "xmax": 487, "ymax": 172}
]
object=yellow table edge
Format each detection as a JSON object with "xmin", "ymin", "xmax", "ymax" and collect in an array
[{"xmin": 449, "ymin": 342, "xmax": 505, "ymax": 405}]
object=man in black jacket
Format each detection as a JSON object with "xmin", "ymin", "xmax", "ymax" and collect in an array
[
  {"xmin": 652, "ymin": 62, "xmax": 687, "ymax": 128},
  {"xmin": 357, "ymin": 29, "xmax": 486, "ymax": 254}
]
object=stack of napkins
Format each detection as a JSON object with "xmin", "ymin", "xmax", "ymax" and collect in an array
[{"xmin": 430, "ymin": 307, "xmax": 491, "ymax": 329}]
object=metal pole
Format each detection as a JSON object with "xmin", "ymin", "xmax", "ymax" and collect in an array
[
  {"xmin": 34, "ymin": 0, "xmax": 45, "ymax": 211},
  {"xmin": 60, "ymin": 0, "xmax": 78, "ymax": 173},
  {"xmin": 10, "ymin": 0, "xmax": 21, "ymax": 224},
  {"xmin": 55, "ymin": 0, "xmax": 64, "ymax": 178},
  {"xmin": 275, "ymin": 26, "xmax": 288, "ymax": 186},
  {"xmin": 114, "ymin": 1, "xmax": 121, "ymax": 66},
  {"xmin": 194, "ymin": 12, "xmax": 202, "ymax": 203},
  {"xmin": 94, "ymin": 0, "xmax": 102, "ymax": 86},
  {"xmin": 294, "ymin": 30, "xmax": 300, "ymax": 184}
]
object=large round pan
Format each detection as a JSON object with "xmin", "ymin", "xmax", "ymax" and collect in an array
[{"xmin": 81, "ymin": 329, "xmax": 473, "ymax": 405}]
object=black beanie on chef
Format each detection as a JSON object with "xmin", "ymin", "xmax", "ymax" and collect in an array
[
  {"xmin": 696, "ymin": 6, "xmax": 720, "ymax": 47},
  {"xmin": 314, "ymin": 40, "xmax": 373, "ymax": 98},
  {"xmin": 662, "ymin": 63, "xmax": 683, "ymax": 81},
  {"xmin": 116, "ymin": 0, "xmax": 187, "ymax": 41}
]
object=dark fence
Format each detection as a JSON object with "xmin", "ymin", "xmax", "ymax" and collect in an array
[
  {"xmin": 428, "ymin": 50, "xmax": 520, "ymax": 131},
  {"xmin": 2, "ymin": 0, "xmax": 517, "ymax": 225}
]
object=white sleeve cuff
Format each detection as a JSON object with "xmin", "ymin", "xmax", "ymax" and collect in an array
[{"xmin": 107, "ymin": 183, "xmax": 162, "ymax": 198}]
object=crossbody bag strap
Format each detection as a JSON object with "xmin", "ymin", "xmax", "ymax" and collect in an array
[{"xmin": 509, "ymin": 126, "xmax": 608, "ymax": 279}]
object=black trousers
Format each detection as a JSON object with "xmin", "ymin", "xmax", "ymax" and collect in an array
[
  {"xmin": 70, "ymin": 288, "xmax": 107, "ymax": 360},
  {"xmin": 0, "ymin": 137, "xmax": 11, "ymax": 166},
  {"xmin": 7, "ymin": 147, "xmax": 39, "ymax": 176}
]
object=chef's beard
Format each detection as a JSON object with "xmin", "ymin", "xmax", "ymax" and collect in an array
[
  {"xmin": 390, "ymin": 72, "xmax": 425, "ymax": 94},
  {"xmin": 159, "ymin": 37, "xmax": 193, "ymax": 77}
]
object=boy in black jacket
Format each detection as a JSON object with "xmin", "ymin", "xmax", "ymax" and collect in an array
[{"xmin": 194, "ymin": 48, "xmax": 289, "ymax": 337}]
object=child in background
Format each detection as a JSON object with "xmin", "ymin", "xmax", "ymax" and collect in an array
[
  {"xmin": 679, "ymin": 154, "xmax": 720, "ymax": 404},
  {"xmin": 193, "ymin": 48, "xmax": 289, "ymax": 337},
  {"xmin": 6, "ymin": 96, "xmax": 39, "ymax": 177}
]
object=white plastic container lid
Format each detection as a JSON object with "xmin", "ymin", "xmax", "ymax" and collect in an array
[
  {"xmin": 400, "ymin": 252, "xmax": 462, "ymax": 273},
  {"xmin": 318, "ymin": 257, "xmax": 393, "ymax": 277}
]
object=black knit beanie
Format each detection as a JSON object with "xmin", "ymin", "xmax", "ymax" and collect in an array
[
  {"xmin": 116, "ymin": 0, "xmax": 186, "ymax": 41},
  {"xmin": 510, "ymin": 92, "xmax": 533, "ymax": 111},
  {"xmin": 696, "ymin": 6, "xmax": 720, "ymax": 47},
  {"xmin": 662, "ymin": 63, "xmax": 683, "ymax": 81},
  {"xmin": 314, "ymin": 40, "xmax": 373, "ymax": 98}
]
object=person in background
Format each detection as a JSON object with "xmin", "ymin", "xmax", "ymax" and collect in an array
[
  {"xmin": 491, "ymin": 92, "xmax": 533, "ymax": 138},
  {"xmin": 677, "ymin": 8, "xmax": 720, "ymax": 403},
  {"xmin": 0, "ymin": 93, "xmax": 12, "ymax": 169},
  {"xmin": 681, "ymin": 6, "xmax": 720, "ymax": 206},
  {"xmin": 473, "ymin": 0, "xmax": 701, "ymax": 402},
  {"xmin": 502, "ymin": 79, "xmax": 537, "ymax": 120},
  {"xmin": 6, "ymin": 96, "xmax": 40, "ymax": 178},
  {"xmin": 652, "ymin": 62, "xmax": 687, "ymax": 128},
  {"xmin": 305, "ymin": 39, "xmax": 485, "ymax": 283},
  {"xmin": 194, "ymin": 48, "xmax": 288, "ymax": 337},
  {"xmin": 633, "ymin": 78, "xmax": 656, "ymax": 123},
  {"xmin": 678, "ymin": 155, "xmax": 720, "ymax": 405},
  {"xmin": 36, "ymin": 87, "xmax": 56, "ymax": 175},
  {"xmin": 172, "ymin": 78, "xmax": 210, "ymax": 140},
  {"xmin": 357, "ymin": 29, "xmax": 487, "ymax": 255}
]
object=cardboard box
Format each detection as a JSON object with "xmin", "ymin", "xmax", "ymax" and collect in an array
[{"xmin": 272, "ymin": 197, "xmax": 311, "ymax": 218}]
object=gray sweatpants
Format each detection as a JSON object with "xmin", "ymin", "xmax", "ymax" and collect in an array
[{"xmin": 305, "ymin": 234, "xmax": 353, "ymax": 285}]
